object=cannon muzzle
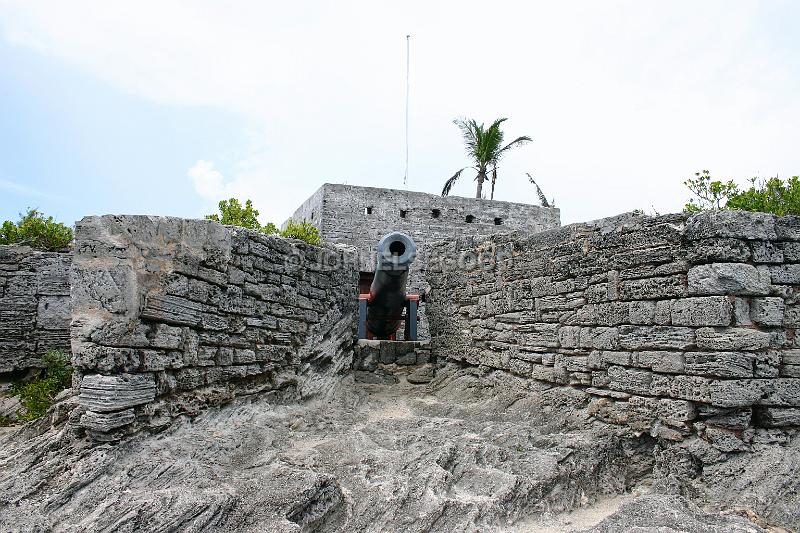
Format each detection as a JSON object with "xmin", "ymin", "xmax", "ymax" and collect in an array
[{"xmin": 362, "ymin": 232, "xmax": 418, "ymax": 339}]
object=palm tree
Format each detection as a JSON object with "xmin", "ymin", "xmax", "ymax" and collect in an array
[{"xmin": 441, "ymin": 117, "xmax": 531, "ymax": 199}]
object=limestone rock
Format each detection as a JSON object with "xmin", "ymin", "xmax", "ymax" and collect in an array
[
  {"xmin": 688, "ymin": 263, "xmax": 771, "ymax": 296},
  {"xmin": 79, "ymin": 373, "xmax": 157, "ymax": 413}
]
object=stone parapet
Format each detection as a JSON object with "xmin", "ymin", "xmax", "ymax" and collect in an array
[
  {"xmin": 426, "ymin": 211, "xmax": 800, "ymax": 445},
  {"xmin": 0, "ymin": 245, "xmax": 71, "ymax": 373},
  {"xmin": 70, "ymin": 215, "xmax": 359, "ymax": 440}
]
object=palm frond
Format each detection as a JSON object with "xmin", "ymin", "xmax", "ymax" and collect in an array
[
  {"xmin": 496, "ymin": 135, "xmax": 532, "ymax": 158},
  {"xmin": 442, "ymin": 167, "xmax": 470, "ymax": 196},
  {"xmin": 527, "ymin": 173, "xmax": 552, "ymax": 207}
]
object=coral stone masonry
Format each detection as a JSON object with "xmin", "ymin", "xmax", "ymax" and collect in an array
[
  {"xmin": 425, "ymin": 210, "xmax": 800, "ymax": 441},
  {"xmin": 0, "ymin": 245, "xmax": 71, "ymax": 373},
  {"xmin": 70, "ymin": 215, "xmax": 358, "ymax": 439}
]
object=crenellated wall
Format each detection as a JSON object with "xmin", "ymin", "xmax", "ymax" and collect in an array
[
  {"xmin": 0, "ymin": 245, "xmax": 71, "ymax": 374},
  {"xmin": 425, "ymin": 211, "xmax": 800, "ymax": 443},
  {"xmin": 70, "ymin": 215, "xmax": 358, "ymax": 440}
]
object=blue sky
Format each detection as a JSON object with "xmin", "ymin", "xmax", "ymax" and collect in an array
[{"xmin": 1, "ymin": 1, "xmax": 799, "ymax": 227}]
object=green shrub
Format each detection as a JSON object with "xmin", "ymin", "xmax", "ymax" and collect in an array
[
  {"xmin": 280, "ymin": 219, "xmax": 322, "ymax": 245},
  {"xmin": 683, "ymin": 170, "xmax": 739, "ymax": 212},
  {"xmin": 726, "ymin": 176, "xmax": 800, "ymax": 216},
  {"xmin": 11, "ymin": 350, "xmax": 72, "ymax": 422},
  {"xmin": 0, "ymin": 209, "xmax": 73, "ymax": 250},
  {"xmin": 0, "ymin": 415, "xmax": 12, "ymax": 427},
  {"xmin": 205, "ymin": 198, "xmax": 278, "ymax": 234}
]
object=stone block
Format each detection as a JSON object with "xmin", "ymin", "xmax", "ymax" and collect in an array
[
  {"xmin": 732, "ymin": 298, "xmax": 751, "ymax": 325},
  {"xmin": 579, "ymin": 327, "xmax": 619, "ymax": 350},
  {"xmin": 656, "ymin": 398, "xmax": 697, "ymax": 423},
  {"xmin": 769, "ymin": 264, "xmax": 800, "ymax": 284},
  {"xmin": 80, "ymin": 409, "xmax": 136, "ymax": 432},
  {"xmin": 651, "ymin": 374, "xmax": 712, "ymax": 403},
  {"xmin": 755, "ymin": 407, "xmax": 800, "ymax": 427},
  {"xmin": 79, "ymin": 374, "xmax": 157, "ymax": 412},
  {"xmin": 35, "ymin": 296, "xmax": 71, "ymax": 330},
  {"xmin": 759, "ymin": 378, "xmax": 800, "ymax": 407},
  {"xmin": 685, "ymin": 238, "xmax": 750, "ymax": 263},
  {"xmin": 628, "ymin": 300, "xmax": 656, "ymax": 325},
  {"xmin": 775, "ymin": 216, "xmax": 800, "ymax": 240},
  {"xmin": 670, "ymin": 296, "xmax": 732, "ymax": 327},
  {"xmin": 685, "ymin": 210, "xmax": 776, "ymax": 240},
  {"xmin": 607, "ymin": 365, "xmax": 653, "ymax": 395},
  {"xmin": 558, "ymin": 326, "xmax": 581, "ymax": 348},
  {"xmin": 695, "ymin": 327, "xmax": 771, "ymax": 351},
  {"xmin": 683, "ymin": 352, "xmax": 754, "ymax": 378},
  {"xmin": 618, "ymin": 325, "xmax": 695, "ymax": 350},
  {"xmin": 140, "ymin": 294, "xmax": 203, "ymax": 327},
  {"xmin": 654, "ymin": 300, "xmax": 672, "ymax": 325},
  {"xmin": 618, "ymin": 275, "xmax": 687, "ymax": 301},
  {"xmin": 709, "ymin": 379, "xmax": 766, "ymax": 407},
  {"xmin": 687, "ymin": 263, "xmax": 771, "ymax": 296},
  {"xmin": 636, "ymin": 351, "xmax": 685, "ymax": 373},
  {"xmin": 749, "ymin": 297, "xmax": 784, "ymax": 326},
  {"xmin": 595, "ymin": 302, "xmax": 629, "ymax": 326},
  {"xmin": 175, "ymin": 368, "xmax": 205, "ymax": 390},
  {"xmin": 751, "ymin": 241, "xmax": 783, "ymax": 263}
]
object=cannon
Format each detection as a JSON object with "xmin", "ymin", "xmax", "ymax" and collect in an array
[{"xmin": 358, "ymin": 232, "xmax": 420, "ymax": 340}]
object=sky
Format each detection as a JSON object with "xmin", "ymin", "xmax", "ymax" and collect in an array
[{"xmin": 0, "ymin": 1, "xmax": 799, "ymax": 227}]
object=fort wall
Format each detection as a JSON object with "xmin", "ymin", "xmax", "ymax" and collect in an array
[
  {"xmin": 426, "ymin": 210, "xmax": 800, "ymax": 443},
  {"xmin": 0, "ymin": 245, "xmax": 71, "ymax": 374},
  {"xmin": 70, "ymin": 215, "xmax": 358, "ymax": 440}
]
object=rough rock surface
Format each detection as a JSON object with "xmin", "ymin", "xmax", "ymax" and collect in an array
[{"xmin": 1, "ymin": 364, "xmax": 796, "ymax": 532}]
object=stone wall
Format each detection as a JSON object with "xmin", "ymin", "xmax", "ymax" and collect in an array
[
  {"xmin": 286, "ymin": 183, "xmax": 561, "ymax": 337},
  {"xmin": 0, "ymin": 245, "xmax": 71, "ymax": 374},
  {"xmin": 426, "ymin": 211, "xmax": 800, "ymax": 442},
  {"xmin": 71, "ymin": 215, "xmax": 358, "ymax": 440}
]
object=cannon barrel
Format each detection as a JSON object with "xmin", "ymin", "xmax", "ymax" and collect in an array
[{"xmin": 366, "ymin": 232, "xmax": 417, "ymax": 339}]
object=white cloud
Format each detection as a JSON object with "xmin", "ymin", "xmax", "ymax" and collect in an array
[
  {"xmin": 187, "ymin": 160, "xmax": 225, "ymax": 201},
  {"xmin": 2, "ymin": 1, "xmax": 800, "ymax": 224}
]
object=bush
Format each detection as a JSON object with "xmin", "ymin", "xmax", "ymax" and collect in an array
[
  {"xmin": 726, "ymin": 176, "xmax": 800, "ymax": 216},
  {"xmin": 683, "ymin": 170, "xmax": 738, "ymax": 212},
  {"xmin": 280, "ymin": 219, "xmax": 322, "ymax": 245},
  {"xmin": 683, "ymin": 171, "xmax": 800, "ymax": 216},
  {"xmin": 0, "ymin": 209, "xmax": 73, "ymax": 250},
  {"xmin": 11, "ymin": 350, "xmax": 72, "ymax": 422},
  {"xmin": 205, "ymin": 198, "xmax": 278, "ymax": 234}
]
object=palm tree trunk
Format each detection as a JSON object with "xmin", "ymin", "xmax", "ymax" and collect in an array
[
  {"xmin": 475, "ymin": 167, "xmax": 486, "ymax": 199},
  {"xmin": 490, "ymin": 166, "xmax": 497, "ymax": 200}
]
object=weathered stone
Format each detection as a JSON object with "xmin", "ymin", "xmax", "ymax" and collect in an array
[
  {"xmin": 750, "ymin": 297, "xmax": 784, "ymax": 326},
  {"xmin": 628, "ymin": 300, "xmax": 656, "ymax": 325},
  {"xmin": 618, "ymin": 275, "xmax": 687, "ymax": 301},
  {"xmin": 769, "ymin": 264, "xmax": 800, "ymax": 284},
  {"xmin": 79, "ymin": 374, "xmax": 157, "ymax": 413},
  {"xmin": 636, "ymin": 351, "xmax": 685, "ymax": 373},
  {"xmin": 618, "ymin": 326, "xmax": 695, "ymax": 350},
  {"xmin": 607, "ymin": 365, "xmax": 652, "ymax": 395},
  {"xmin": 687, "ymin": 263, "xmax": 771, "ymax": 296},
  {"xmin": 755, "ymin": 406, "xmax": 800, "ymax": 427},
  {"xmin": 708, "ymin": 379, "xmax": 765, "ymax": 407},
  {"xmin": 695, "ymin": 327, "xmax": 771, "ymax": 351},
  {"xmin": 670, "ymin": 297, "xmax": 732, "ymax": 327},
  {"xmin": 80, "ymin": 409, "xmax": 136, "ymax": 432},
  {"xmin": 578, "ymin": 327, "xmax": 618, "ymax": 349},
  {"xmin": 685, "ymin": 210, "xmax": 776, "ymax": 240},
  {"xmin": 683, "ymin": 352, "xmax": 754, "ymax": 378}
]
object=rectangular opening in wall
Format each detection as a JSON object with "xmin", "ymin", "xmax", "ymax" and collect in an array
[
  {"xmin": 494, "ymin": 217, "xmax": 503, "ymax": 225},
  {"xmin": 365, "ymin": 207, "xmax": 373, "ymax": 215},
  {"xmin": 432, "ymin": 209, "xmax": 441, "ymax": 219},
  {"xmin": 465, "ymin": 215, "xmax": 475, "ymax": 223},
  {"xmin": 359, "ymin": 271, "xmax": 375, "ymax": 295},
  {"xmin": 400, "ymin": 209, "xmax": 407, "ymax": 218}
]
